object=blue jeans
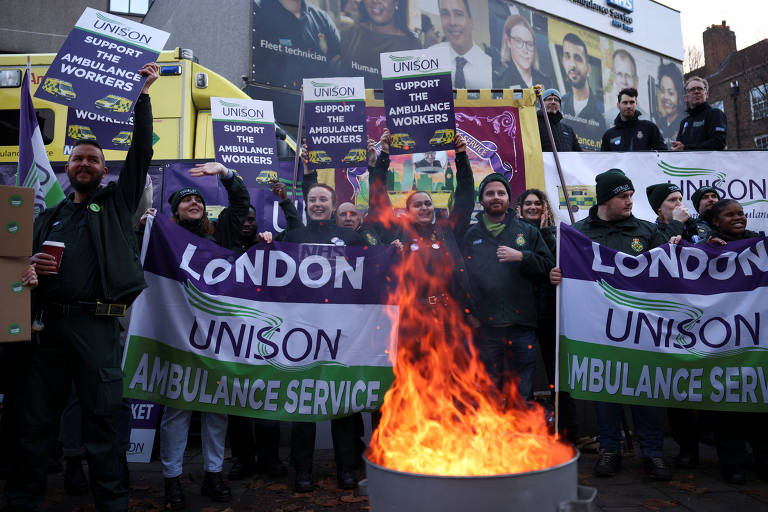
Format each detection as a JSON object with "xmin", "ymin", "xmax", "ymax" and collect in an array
[
  {"xmin": 594, "ymin": 402, "xmax": 663, "ymax": 457},
  {"xmin": 160, "ymin": 407, "xmax": 228, "ymax": 477},
  {"xmin": 473, "ymin": 325, "xmax": 537, "ymax": 400}
]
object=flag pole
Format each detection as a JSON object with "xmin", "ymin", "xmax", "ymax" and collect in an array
[{"xmin": 292, "ymin": 91, "xmax": 305, "ymax": 201}]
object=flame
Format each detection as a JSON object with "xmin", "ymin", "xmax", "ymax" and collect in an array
[{"xmin": 368, "ymin": 228, "xmax": 574, "ymax": 476}]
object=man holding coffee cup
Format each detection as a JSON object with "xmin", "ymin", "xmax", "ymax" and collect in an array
[{"xmin": 5, "ymin": 63, "xmax": 159, "ymax": 512}]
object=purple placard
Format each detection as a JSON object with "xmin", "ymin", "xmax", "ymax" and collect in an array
[
  {"xmin": 211, "ymin": 98, "xmax": 278, "ymax": 187},
  {"xmin": 381, "ymin": 48, "xmax": 455, "ymax": 156},
  {"xmin": 34, "ymin": 8, "xmax": 169, "ymax": 122},
  {"xmin": 65, "ymin": 107, "xmax": 133, "ymax": 151},
  {"xmin": 302, "ymin": 77, "xmax": 367, "ymax": 170},
  {"xmin": 129, "ymin": 399, "xmax": 162, "ymax": 429}
]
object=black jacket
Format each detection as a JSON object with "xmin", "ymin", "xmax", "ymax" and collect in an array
[
  {"xmin": 537, "ymin": 110, "xmax": 582, "ymax": 152},
  {"xmin": 279, "ymin": 218, "xmax": 365, "ymax": 245},
  {"xmin": 676, "ymin": 102, "xmax": 727, "ymax": 150},
  {"xmin": 462, "ymin": 212, "xmax": 554, "ymax": 327},
  {"xmin": 33, "ymin": 94, "xmax": 153, "ymax": 305},
  {"xmin": 573, "ymin": 206, "xmax": 668, "ymax": 255},
  {"xmin": 601, "ymin": 112, "xmax": 667, "ymax": 152},
  {"xmin": 368, "ymin": 150, "xmax": 476, "ymax": 310},
  {"xmin": 655, "ymin": 218, "xmax": 699, "ymax": 242},
  {"xmin": 210, "ymin": 172, "xmax": 251, "ymax": 251}
]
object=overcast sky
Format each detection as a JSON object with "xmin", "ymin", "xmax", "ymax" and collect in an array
[{"xmin": 657, "ymin": 0, "xmax": 765, "ymax": 51}]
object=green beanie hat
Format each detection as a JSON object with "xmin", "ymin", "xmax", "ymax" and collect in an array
[
  {"xmin": 595, "ymin": 169, "xmax": 634, "ymax": 204},
  {"xmin": 646, "ymin": 183, "xmax": 682, "ymax": 214},
  {"xmin": 478, "ymin": 172, "xmax": 511, "ymax": 202},
  {"xmin": 691, "ymin": 186, "xmax": 719, "ymax": 213}
]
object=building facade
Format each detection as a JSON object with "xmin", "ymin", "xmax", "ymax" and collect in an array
[{"xmin": 688, "ymin": 21, "xmax": 768, "ymax": 150}]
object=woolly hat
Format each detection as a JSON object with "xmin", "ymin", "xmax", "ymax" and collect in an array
[
  {"xmin": 168, "ymin": 187, "xmax": 205, "ymax": 213},
  {"xmin": 595, "ymin": 169, "xmax": 634, "ymax": 205},
  {"xmin": 478, "ymin": 172, "xmax": 511, "ymax": 202},
  {"xmin": 691, "ymin": 186, "xmax": 720, "ymax": 213},
  {"xmin": 646, "ymin": 183, "xmax": 682, "ymax": 214},
  {"xmin": 541, "ymin": 88, "xmax": 561, "ymax": 102}
]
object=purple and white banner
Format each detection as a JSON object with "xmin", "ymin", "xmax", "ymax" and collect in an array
[
  {"xmin": 211, "ymin": 97, "xmax": 277, "ymax": 186},
  {"xmin": 34, "ymin": 8, "xmax": 169, "ymax": 122},
  {"xmin": 122, "ymin": 214, "xmax": 398, "ymax": 420},
  {"xmin": 558, "ymin": 223, "xmax": 768, "ymax": 411},
  {"xmin": 381, "ymin": 48, "xmax": 455, "ymax": 156},
  {"xmin": 303, "ymin": 77, "xmax": 366, "ymax": 170},
  {"xmin": 65, "ymin": 107, "xmax": 133, "ymax": 151},
  {"xmin": 126, "ymin": 399, "xmax": 162, "ymax": 463}
]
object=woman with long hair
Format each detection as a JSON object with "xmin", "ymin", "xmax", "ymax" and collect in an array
[
  {"xmin": 141, "ymin": 162, "xmax": 260, "ymax": 509},
  {"xmin": 655, "ymin": 62, "xmax": 685, "ymax": 144},
  {"xmin": 513, "ymin": 188, "xmax": 579, "ymax": 441},
  {"xmin": 495, "ymin": 15, "xmax": 548, "ymax": 88}
]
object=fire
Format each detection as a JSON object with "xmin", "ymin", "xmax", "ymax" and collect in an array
[{"xmin": 368, "ymin": 235, "xmax": 574, "ymax": 476}]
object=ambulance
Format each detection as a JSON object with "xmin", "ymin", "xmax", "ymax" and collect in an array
[
  {"xmin": 67, "ymin": 124, "xmax": 97, "ymax": 141},
  {"xmin": 0, "ymin": 47, "xmax": 295, "ymax": 164}
]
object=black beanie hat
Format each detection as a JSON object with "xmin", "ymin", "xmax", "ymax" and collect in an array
[
  {"xmin": 595, "ymin": 169, "xmax": 634, "ymax": 204},
  {"xmin": 646, "ymin": 183, "xmax": 682, "ymax": 214},
  {"xmin": 169, "ymin": 187, "xmax": 205, "ymax": 213},
  {"xmin": 691, "ymin": 186, "xmax": 719, "ymax": 213},
  {"xmin": 478, "ymin": 173, "xmax": 511, "ymax": 202}
]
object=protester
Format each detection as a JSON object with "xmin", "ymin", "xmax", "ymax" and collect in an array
[
  {"xmin": 3, "ymin": 63, "xmax": 158, "ymax": 512},
  {"xmin": 513, "ymin": 189, "xmax": 579, "ymax": 441},
  {"xmin": 460, "ymin": 178, "xmax": 553, "ymax": 401},
  {"xmin": 670, "ymin": 76, "xmax": 727, "ymax": 151},
  {"xmin": 537, "ymin": 88, "xmax": 582, "ymax": 152},
  {"xmin": 601, "ymin": 87, "xmax": 666, "ymax": 151},
  {"xmin": 368, "ymin": 129, "xmax": 474, "ymax": 308},
  {"xmin": 275, "ymin": 155, "xmax": 366, "ymax": 492},
  {"xmin": 495, "ymin": 14, "xmax": 547, "ymax": 89},
  {"xmin": 145, "ymin": 160, "xmax": 252, "ymax": 509},
  {"xmin": 226, "ymin": 204, "xmax": 288, "ymax": 483},
  {"xmin": 704, "ymin": 199, "xmax": 768, "ymax": 484},
  {"xmin": 550, "ymin": 169, "xmax": 672, "ymax": 481},
  {"xmin": 645, "ymin": 183, "xmax": 697, "ymax": 239},
  {"xmin": 690, "ymin": 185, "xmax": 720, "ymax": 241}
]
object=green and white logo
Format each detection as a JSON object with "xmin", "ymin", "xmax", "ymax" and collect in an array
[
  {"xmin": 6, "ymin": 221, "xmax": 19, "ymax": 234},
  {"xmin": 9, "ymin": 195, "xmax": 23, "ymax": 207},
  {"xmin": 10, "ymin": 281, "xmax": 23, "ymax": 294},
  {"xmin": 7, "ymin": 323, "xmax": 21, "ymax": 336},
  {"xmin": 657, "ymin": 160, "xmax": 726, "ymax": 186}
]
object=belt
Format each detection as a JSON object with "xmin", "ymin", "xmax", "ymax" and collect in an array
[
  {"xmin": 48, "ymin": 301, "xmax": 127, "ymax": 317},
  {"xmin": 418, "ymin": 293, "xmax": 448, "ymax": 306}
]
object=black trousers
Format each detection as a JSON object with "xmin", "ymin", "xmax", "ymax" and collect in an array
[
  {"xmin": 712, "ymin": 411, "xmax": 768, "ymax": 472},
  {"xmin": 290, "ymin": 413, "xmax": 365, "ymax": 473},
  {"xmin": 228, "ymin": 415, "xmax": 282, "ymax": 466},
  {"xmin": 4, "ymin": 314, "xmax": 128, "ymax": 512}
]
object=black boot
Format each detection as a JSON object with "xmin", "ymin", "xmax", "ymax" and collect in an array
[
  {"xmin": 201, "ymin": 471, "xmax": 232, "ymax": 502},
  {"xmin": 64, "ymin": 456, "xmax": 89, "ymax": 496},
  {"xmin": 164, "ymin": 476, "xmax": 186, "ymax": 510}
]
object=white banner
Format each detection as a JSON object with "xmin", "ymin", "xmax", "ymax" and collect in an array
[{"xmin": 543, "ymin": 151, "xmax": 768, "ymax": 234}]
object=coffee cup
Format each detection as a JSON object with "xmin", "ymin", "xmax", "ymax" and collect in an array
[{"xmin": 41, "ymin": 241, "xmax": 65, "ymax": 274}]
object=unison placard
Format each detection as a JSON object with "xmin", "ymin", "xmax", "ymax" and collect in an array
[{"xmin": 35, "ymin": 8, "xmax": 169, "ymax": 122}]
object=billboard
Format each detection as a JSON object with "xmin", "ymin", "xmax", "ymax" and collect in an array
[{"xmin": 252, "ymin": 0, "xmax": 683, "ymax": 150}]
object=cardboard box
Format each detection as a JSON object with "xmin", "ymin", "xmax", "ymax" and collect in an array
[
  {"xmin": 0, "ymin": 256, "xmax": 31, "ymax": 342},
  {"xmin": 0, "ymin": 185, "xmax": 34, "ymax": 257}
]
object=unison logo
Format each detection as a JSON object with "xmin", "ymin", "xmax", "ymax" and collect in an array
[
  {"xmin": 219, "ymin": 100, "xmax": 264, "ymax": 119},
  {"xmin": 389, "ymin": 54, "xmax": 439, "ymax": 73},
  {"xmin": 310, "ymin": 81, "xmax": 356, "ymax": 98},
  {"xmin": 659, "ymin": 160, "xmax": 768, "ymax": 205},
  {"xmin": 92, "ymin": 12, "xmax": 152, "ymax": 44}
]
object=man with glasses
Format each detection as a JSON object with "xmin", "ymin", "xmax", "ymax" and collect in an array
[
  {"xmin": 670, "ymin": 76, "xmax": 726, "ymax": 151},
  {"xmin": 431, "ymin": 0, "xmax": 492, "ymax": 88},
  {"xmin": 604, "ymin": 49, "xmax": 638, "ymax": 126}
]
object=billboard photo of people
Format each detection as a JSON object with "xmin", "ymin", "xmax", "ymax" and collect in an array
[
  {"xmin": 430, "ymin": 0, "xmax": 493, "ymax": 89},
  {"xmin": 653, "ymin": 60, "xmax": 686, "ymax": 145},
  {"xmin": 547, "ymin": 18, "xmax": 605, "ymax": 150},
  {"xmin": 339, "ymin": 0, "xmax": 422, "ymax": 86}
]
